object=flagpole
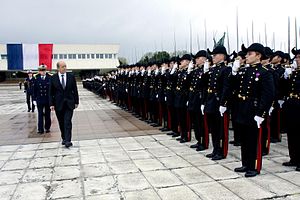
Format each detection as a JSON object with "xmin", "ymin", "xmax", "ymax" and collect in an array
[
  {"xmin": 227, "ymin": 26, "xmax": 230, "ymax": 53},
  {"xmin": 295, "ymin": 17, "xmax": 298, "ymax": 49},
  {"xmin": 288, "ymin": 16, "xmax": 291, "ymax": 53},
  {"xmin": 189, "ymin": 20, "xmax": 193, "ymax": 54},
  {"xmin": 252, "ymin": 20, "xmax": 254, "ymax": 43},
  {"xmin": 236, "ymin": 7, "xmax": 239, "ymax": 51},
  {"xmin": 197, "ymin": 34, "xmax": 200, "ymax": 50},
  {"xmin": 173, "ymin": 30, "xmax": 177, "ymax": 57},
  {"xmin": 204, "ymin": 19, "xmax": 207, "ymax": 49},
  {"xmin": 264, "ymin": 23, "xmax": 268, "ymax": 46}
]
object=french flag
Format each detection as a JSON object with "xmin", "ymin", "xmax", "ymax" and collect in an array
[{"xmin": 6, "ymin": 44, "xmax": 53, "ymax": 70}]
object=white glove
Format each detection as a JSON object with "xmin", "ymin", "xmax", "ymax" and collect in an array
[
  {"xmin": 278, "ymin": 100, "xmax": 285, "ymax": 108},
  {"xmin": 147, "ymin": 69, "xmax": 151, "ymax": 76},
  {"xmin": 186, "ymin": 101, "xmax": 189, "ymax": 106},
  {"xmin": 284, "ymin": 68, "xmax": 292, "ymax": 79},
  {"xmin": 201, "ymin": 105, "xmax": 205, "ymax": 115},
  {"xmin": 254, "ymin": 116, "xmax": 264, "ymax": 128},
  {"xmin": 232, "ymin": 59, "xmax": 240, "ymax": 75},
  {"xmin": 161, "ymin": 66, "xmax": 166, "ymax": 74},
  {"xmin": 125, "ymin": 89, "xmax": 128, "ymax": 93},
  {"xmin": 291, "ymin": 60, "xmax": 298, "ymax": 70},
  {"xmin": 170, "ymin": 63, "xmax": 178, "ymax": 74},
  {"xmin": 187, "ymin": 61, "xmax": 193, "ymax": 74},
  {"xmin": 156, "ymin": 94, "xmax": 158, "ymax": 98},
  {"xmin": 204, "ymin": 61, "xmax": 209, "ymax": 73},
  {"xmin": 33, "ymin": 101, "xmax": 37, "ymax": 106},
  {"xmin": 165, "ymin": 97, "xmax": 167, "ymax": 101},
  {"xmin": 219, "ymin": 106, "xmax": 227, "ymax": 117},
  {"xmin": 268, "ymin": 106, "xmax": 274, "ymax": 116},
  {"xmin": 155, "ymin": 69, "xmax": 159, "ymax": 75}
]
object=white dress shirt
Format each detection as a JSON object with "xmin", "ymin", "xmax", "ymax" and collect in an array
[{"xmin": 58, "ymin": 72, "xmax": 67, "ymax": 86}]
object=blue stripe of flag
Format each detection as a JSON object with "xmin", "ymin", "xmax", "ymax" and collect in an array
[{"xmin": 7, "ymin": 44, "xmax": 23, "ymax": 70}]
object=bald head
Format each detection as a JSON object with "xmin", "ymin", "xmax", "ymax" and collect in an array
[{"xmin": 57, "ymin": 61, "xmax": 67, "ymax": 74}]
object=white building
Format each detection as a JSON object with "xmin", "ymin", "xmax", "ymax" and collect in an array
[{"xmin": 0, "ymin": 44, "xmax": 120, "ymax": 70}]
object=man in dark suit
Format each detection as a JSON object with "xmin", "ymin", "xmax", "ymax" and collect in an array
[{"xmin": 49, "ymin": 61, "xmax": 79, "ymax": 148}]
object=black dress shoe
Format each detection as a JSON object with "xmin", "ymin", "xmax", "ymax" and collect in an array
[
  {"xmin": 166, "ymin": 132, "xmax": 174, "ymax": 136},
  {"xmin": 176, "ymin": 137, "xmax": 182, "ymax": 141},
  {"xmin": 172, "ymin": 133, "xmax": 180, "ymax": 138},
  {"xmin": 31, "ymin": 110, "xmax": 35, "ymax": 113},
  {"xmin": 61, "ymin": 140, "xmax": 66, "ymax": 145},
  {"xmin": 234, "ymin": 166, "xmax": 248, "ymax": 172},
  {"xmin": 270, "ymin": 138, "xmax": 280, "ymax": 143},
  {"xmin": 45, "ymin": 129, "xmax": 50, "ymax": 133},
  {"xmin": 190, "ymin": 143, "xmax": 199, "ymax": 148},
  {"xmin": 196, "ymin": 145, "xmax": 205, "ymax": 151},
  {"xmin": 65, "ymin": 142, "xmax": 73, "ymax": 148},
  {"xmin": 282, "ymin": 161, "xmax": 297, "ymax": 167},
  {"xmin": 211, "ymin": 154, "xmax": 224, "ymax": 160},
  {"xmin": 160, "ymin": 127, "xmax": 169, "ymax": 132},
  {"xmin": 206, "ymin": 153, "xmax": 215, "ymax": 158},
  {"xmin": 27, "ymin": 109, "xmax": 31, "ymax": 112},
  {"xmin": 245, "ymin": 170, "xmax": 259, "ymax": 177},
  {"xmin": 229, "ymin": 140, "xmax": 235, "ymax": 144},
  {"xmin": 180, "ymin": 138, "xmax": 188, "ymax": 143},
  {"xmin": 151, "ymin": 124, "xmax": 160, "ymax": 127},
  {"xmin": 37, "ymin": 131, "xmax": 44, "ymax": 134},
  {"xmin": 262, "ymin": 152, "xmax": 268, "ymax": 156}
]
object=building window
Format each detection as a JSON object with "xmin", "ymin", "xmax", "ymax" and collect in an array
[
  {"xmin": 1, "ymin": 54, "xmax": 7, "ymax": 59},
  {"xmin": 68, "ymin": 54, "xmax": 73, "ymax": 59},
  {"xmin": 100, "ymin": 54, "xmax": 104, "ymax": 59},
  {"xmin": 87, "ymin": 54, "xmax": 90, "ymax": 59},
  {"xmin": 78, "ymin": 54, "xmax": 82, "ymax": 59},
  {"xmin": 59, "ymin": 54, "xmax": 64, "ymax": 59},
  {"xmin": 53, "ymin": 54, "xmax": 58, "ymax": 59},
  {"xmin": 73, "ymin": 54, "xmax": 76, "ymax": 59},
  {"xmin": 63, "ymin": 54, "xmax": 67, "ymax": 59},
  {"xmin": 96, "ymin": 54, "xmax": 99, "ymax": 59},
  {"xmin": 82, "ymin": 54, "xmax": 86, "ymax": 59},
  {"xmin": 91, "ymin": 54, "xmax": 95, "ymax": 59},
  {"xmin": 113, "ymin": 54, "xmax": 117, "ymax": 59}
]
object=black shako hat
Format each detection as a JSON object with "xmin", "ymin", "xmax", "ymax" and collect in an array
[
  {"xmin": 264, "ymin": 47, "xmax": 273, "ymax": 59},
  {"xmin": 207, "ymin": 45, "xmax": 228, "ymax": 56},
  {"xmin": 241, "ymin": 43, "xmax": 266, "ymax": 59},
  {"xmin": 194, "ymin": 50, "xmax": 208, "ymax": 59},
  {"xmin": 273, "ymin": 51, "xmax": 285, "ymax": 59},
  {"xmin": 292, "ymin": 47, "xmax": 300, "ymax": 56},
  {"xmin": 180, "ymin": 54, "xmax": 193, "ymax": 61}
]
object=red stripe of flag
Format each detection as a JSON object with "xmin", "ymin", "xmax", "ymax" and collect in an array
[{"xmin": 39, "ymin": 44, "xmax": 53, "ymax": 70}]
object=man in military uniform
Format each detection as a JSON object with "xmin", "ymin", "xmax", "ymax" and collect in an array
[
  {"xmin": 282, "ymin": 47, "xmax": 300, "ymax": 171},
  {"xmin": 165, "ymin": 57, "xmax": 180, "ymax": 137},
  {"xmin": 24, "ymin": 70, "xmax": 35, "ymax": 112},
  {"xmin": 174, "ymin": 54, "xmax": 192, "ymax": 143},
  {"xmin": 260, "ymin": 47, "xmax": 274, "ymax": 156},
  {"xmin": 33, "ymin": 65, "xmax": 52, "ymax": 134},
  {"xmin": 269, "ymin": 51, "xmax": 286, "ymax": 143},
  {"xmin": 229, "ymin": 43, "xmax": 275, "ymax": 177},
  {"xmin": 188, "ymin": 50, "xmax": 209, "ymax": 151},
  {"xmin": 202, "ymin": 45, "xmax": 231, "ymax": 160}
]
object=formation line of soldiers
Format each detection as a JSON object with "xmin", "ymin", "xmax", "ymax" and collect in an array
[{"xmin": 83, "ymin": 43, "xmax": 300, "ymax": 178}]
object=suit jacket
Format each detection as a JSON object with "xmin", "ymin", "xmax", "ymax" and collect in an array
[{"xmin": 49, "ymin": 72, "xmax": 79, "ymax": 111}]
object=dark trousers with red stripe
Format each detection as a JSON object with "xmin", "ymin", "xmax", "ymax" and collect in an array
[
  {"xmin": 168, "ymin": 105, "xmax": 179, "ymax": 134},
  {"xmin": 270, "ymin": 108, "xmax": 281, "ymax": 142},
  {"xmin": 261, "ymin": 117, "xmax": 271, "ymax": 155},
  {"xmin": 236, "ymin": 122, "xmax": 262, "ymax": 172},
  {"xmin": 176, "ymin": 107, "xmax": 190, "ymax": 141},
  {"xmin": 206, "ymin": 112, "xmax": 223, "ymax": 156},
  {"xmin": 189, "ymin": 111, "xmax": 207, "ymax": 148}
]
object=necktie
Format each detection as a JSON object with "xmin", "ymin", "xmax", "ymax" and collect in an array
[
  {"xmin": 61, "ymin": 74, "xmax": 66, "ymax": 89},
  {"xmin": 42, "ymin": 76, "xmax": 45, "ymax": 80}
]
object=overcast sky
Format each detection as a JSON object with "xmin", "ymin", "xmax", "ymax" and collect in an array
[{"xmin": 1, "ymin": 0, "xmax": 299, "ymax": 63}]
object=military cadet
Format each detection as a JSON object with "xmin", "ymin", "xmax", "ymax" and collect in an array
[
  {"xmin": 269, "ymin": 51, "xmax": 286, "ymax": 143},
  {"xmin": 174, "ymin": 54, "xmax": 192, "ymax": 143},
  {"xmin": 229, "ymin": 50, "xmax": 247, "ymax": 147},
  {"xmin": 229, "ymin": 43, "xmax": 275, "ymax": 177},
  {"xmin": 24, "ymin": 70, "xmax": 36, "ymax": 112},
  {"xmin": 282, "ymin": 47, "xmax": 300, "ymax": 171},
  {"xmin": 157, "ymin": 60, "xmax": 169, "ymax": 131},
  {"xmin": 188, "ymin": 50, "xmax": 209, "ymax": 151},
  {"xmin": 202, "ymin": 45, "xmax": 231, "ymax": 160},
  {"xmin": 33, "ymin": 65, "xmax": 51, "ymax": 134},
  {"xmin": 165, "ymin": 57, "xmax": 180, "ymax": 137},
  {"xmin": 261, "ymin": 47, "xmax": 274, "ymax": 155}
]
